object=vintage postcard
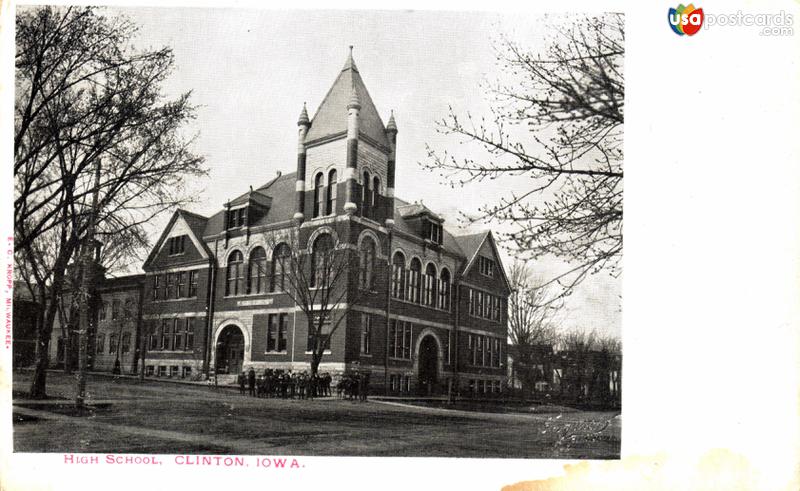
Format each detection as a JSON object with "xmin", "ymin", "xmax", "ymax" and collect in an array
[{"xmin": 1, "ymin": 1, "xmax": 797, "ymax": 490}]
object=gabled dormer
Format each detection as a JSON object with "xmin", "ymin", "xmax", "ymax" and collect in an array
[
  {"xmin": 224, "ymin": 187, "xmax": 273, "ymax": 231},
  {"xmin": 398, "ymin": 202, "xmax": 444, "ymax": 247}
]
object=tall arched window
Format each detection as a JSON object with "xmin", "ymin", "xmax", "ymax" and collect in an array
[
  {"xmin": 424, "ymin": 263, "xmax": 437, "ymax": 307},
  {"xmin": 408, "ymin": 258, "xmax": 422, "ymax": 303},
  {"xmin": 247, "ymin": 247, "xmax": 267, "ymax": 294},
  {"xmin": 226, "ymin": 250, "xmax": 244, "ymax": 296},
  {"xmin": 391, "ymin": 252, "xmax": 406, "ymax": 300},
  {"xmin": 326, "ymin": 169, "xmax": 337, "ymax": 215},
  {"xmin": 438, "ymin": 268, "xmax": 451, "ymax": 311},
  {"xmin": 362, "ymin": 171, "xmax": 371, "ymax": 217},
  {"xmin": 313, "ymin": 172, "xmax": 324, "ymax": 218},
  {"xmin": 270, "ymin": 243, "xmax": 290, "ymax": 293},
  {"xmin": 359, "ymin": 237, "xmax": 376, "ymax": 290},
  {"xmin": 372, "ymin": 176, "xmax": 380, "ymax": 207},
  {"xmin": 312, "ymin": 234, "xmax": 334, "ymax": 288}
]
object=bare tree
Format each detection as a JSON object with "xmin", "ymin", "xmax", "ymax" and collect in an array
[
  {"xmin": 262, "ymin": 221, "xmax": 357, "ymax": 376},
  {"xmin": 14, "ymin": 6, "xmax": 206, "ymax": 398},
  {"xmin": 507, "ymin": 261, "xmax": 562, "ymax": 396},
  {"xmin": 423, "ymin": 14, "xmax": 623, "ymax": 299}
]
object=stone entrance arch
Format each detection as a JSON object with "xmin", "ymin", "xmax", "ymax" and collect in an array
[
  {"xmin": 215, "ymin": 324, "xmax": 245, "ymax": 375},
  {"xmin": 417, "ymin": 334, "xmax": 440, "ymax": 396}
]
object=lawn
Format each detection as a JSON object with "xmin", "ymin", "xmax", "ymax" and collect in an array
[{"xmin": 11, "ymin": 371, "xmax": 620, "ymax": 459}]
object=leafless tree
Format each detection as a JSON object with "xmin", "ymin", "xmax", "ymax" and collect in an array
[
  {"xmin": 14, "ymin": 6, "xmax": 206, "ymax": 398},
  {"xmin": 262, "ymin": 221, "xmax": 357, "ymax": 376},
  {"xmin": 423, "ymin": 14, "xmax": 623, "ymax": 300},
  {"xmin": 507, "ymin": 261, "xmax": 561, "ymax": 396}
]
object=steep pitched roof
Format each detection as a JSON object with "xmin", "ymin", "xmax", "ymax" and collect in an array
[
  {"xmin": 142, "ymin": 209, "xmax": 212, "ymax": 270},
  {"xmin": 397, "ymin": 202, "xmax": 443, "ymax": 222},
  {"xmin": 455, "ymin": 230, "xmax": 512, "ymax": 293},
  {"xmin": 304, "ymin": 49, "xmax": 390, "ymax": 149},
  {"xmin": 202, "ymin": 172, "xmax": 298, "ymax": 237}
]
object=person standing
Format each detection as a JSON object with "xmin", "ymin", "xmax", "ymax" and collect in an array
[
  {"xmin": 247, "ymin": 367, "xmax": 256, "ymax": 397},
  {"xmin": 238, "ymin": 370, "xmax": 246, "ymax": 395}
]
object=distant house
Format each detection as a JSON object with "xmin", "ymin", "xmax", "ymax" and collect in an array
[{"xmin": 506, "ymin": 343, "xmax": 555, "ymax": 393}]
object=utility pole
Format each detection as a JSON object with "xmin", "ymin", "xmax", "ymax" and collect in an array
[{"xmin": 76, "ymin": 159, "xmax": 102, "ymax": 410}]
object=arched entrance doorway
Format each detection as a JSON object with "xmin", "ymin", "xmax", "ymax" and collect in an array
[
  {"xmin": 417, "ymin": 335, "xmax": 439, "ymax": 396},
  {"xmin": 216, "ymin": 325, "xmax": 244, "ymax": 374}
]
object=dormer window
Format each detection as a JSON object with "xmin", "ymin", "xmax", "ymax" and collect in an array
[
  {"xmin": 168, "ymin": 235, "xmax": 186, "ymax": 256},
  {"xmin": 422, "ymin": 219, "xmax": 443, "ymax": 245},
  {"xmin": 227, "ymin": 207, "xmax": 246, "ymax": 228},
  {"xmin": 478, "ymin": 256, "xmax": 495, "ymax": 277}
]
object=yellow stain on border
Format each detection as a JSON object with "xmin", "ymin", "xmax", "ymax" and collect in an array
[{"xmin": 502, "ymin": 449, "xmax": 767, "ymax": 491}]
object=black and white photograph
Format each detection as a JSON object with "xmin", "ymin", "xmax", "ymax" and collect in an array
[
  {"xmin": 9, "ymin": 5, "xmax": 622, "ymax": 459},
  {"xmin": 2, "ymin": 1, "xmax": 799, "ymax": 490}
]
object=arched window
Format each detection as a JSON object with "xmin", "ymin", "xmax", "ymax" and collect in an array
[
  {"xmin": 270, "ymin": 243, "xmax": 290, "ymax": 293},
  {"xmin": 424, "ymin": 263, "xmax": 437, "ymax": 307},
  {"xmin": 311, "ymin": 234, "xmax": 334, "ymax": 288},
  {"xmin": 392, "ymin": 252, "xmax": 406, "ymax": 300},
  {"xmin": 226, "ymin": 250, "xmax": 244, "ymax": 296},
  {"xmin": 408, "ymin": 258, "xmax": 422, "ymax": 304},
  {"xmin": 247, "ymin": 247, "xmax": 267, "ymax": 294},
  {"xmin": 372, "ymin": 176, "xmax": 380, "ymax": 207},
  {"xmin": 359, "ymin": 237, "xmax": 376, "ymax": 290},
  {"xmin": 326, "ymin": 169, "xmax": 338, "ymax": 215},
  {"xmin": 362, "ymin": 171, "xmax": 371, "ymax": 216},
  {"xmin": 438, "ymin": 268, "xmax": 451, "ymax": 311},
  {"xmin": 313, "ymin": 172, "xmax": 324, "ymax": 218}
]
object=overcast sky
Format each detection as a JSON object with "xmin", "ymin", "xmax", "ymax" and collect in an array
[{"xmin": 115, "ymin": 7, "xmax": 621, "ymax": 338}]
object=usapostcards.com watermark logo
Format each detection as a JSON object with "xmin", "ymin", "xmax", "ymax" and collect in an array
[{"xmin": 669, "ymin": 4, "xmax": 795, "ymax": 37}]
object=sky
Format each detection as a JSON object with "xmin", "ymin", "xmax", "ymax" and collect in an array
[{"xmin": 114, "ymin": 7, "xmax": 621, "ymax": 338}]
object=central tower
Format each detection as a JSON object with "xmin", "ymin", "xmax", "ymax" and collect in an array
[{"xmin": 293, "ymin": 47, "xmax": 397, "ymax": 226}]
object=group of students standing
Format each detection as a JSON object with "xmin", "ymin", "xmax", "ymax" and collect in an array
[{"xmin": 236, "ymin": 367, "xmax": 371, "ymax": 401}]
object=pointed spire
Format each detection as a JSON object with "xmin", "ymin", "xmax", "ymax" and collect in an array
[
  {"xmin": 342, "ymin": 45, "xmax": 358, "ymax": 72},
  {"xmin": 297, "ymin": 102, "xmax": 310, "ymax": 126},
  {"xmin": 386, "ymin": 110, "xmax": 397, "ymax": 133},
  {"xmin": 347, "ymin": 84, "xmax": 361, "ymax": 110}
]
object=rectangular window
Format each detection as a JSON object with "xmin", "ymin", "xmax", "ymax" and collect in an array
[
  {"xmin": 278, "ymin": 313, "xmax": 288, "ymax": 352},
  {"xmin": 447, "ymin": 331, "xmax": 452, "ymax": 364},
  {"xmin": 121, "ymin": 332, "xmax": 131, "ymax": 354},
  {"xmin": 109, "ymin": 333, "xmax": 118, "ymax": 354},
  {"xmin": 404, "ymin": 323, "xmax": 412, "ymax": 359},
  {"xmin": 307, "ymin": 314, "xmax": 331, "ymax": 352},
  {"xmin": 479, "ymin": 256, "xmax": 495, "ymax": 277},
  {"xmin": 168, "ymin": 236, "xmax": 186, "ymax": 255},
  {"xmin": 146, "ymin": 365, "xmax": 155, "ymax": 376},
  {"xmin": 173, "ymin": 318, "xmax": 182, "ymax": 351},
  {"xmin": 111, "ymin": 299, "xmax": 120, "ymax": 320},
  {"xmin": 267, "ymin": 314, "xmax": 278, "ymax": 352},
  {"xmin": 188, "ymin": 270, "xmax": 198, "ymax": 297},
  {"xmin": 158, "ymin": 366, "xmax": 167, "ymax": 377},
  {"xmin": 183, "ymin": 366, "xmax": 192, "ymax": 379},
  {"xmin": 468, "ymin": 289, "xmax": 475, "ymax": 316},
  {"xmin": 477, "ymin": 336, "xmax": 483, "ymax": 367},
  {"xmin": 227, "ymin": 208, "xmax": 246, "ymax": 228},
  {"xmin": 171, "ymin": 366, "xmax": 179, "ymax": 378},
  {"xmin": 185, "ymin": 317, "xmax": 195, "ymax": 350},
  {"xmin": 166, "ymin": 273, "xmax": 175, "ymax": 299},
  {"xmin": 161, "ymin": 319, "xmax": 170, "ymax": 350},
  {"xmin": 361, "ymin": 314, "xmax": 372, "ymax": 355},
  {"xmin": 148, "ymin": 323, "xmax": 158, "ymax": 351},
  {"xmin": 152, "ymin": 275, "xmax": 160, "ymax": 300},
  {"xmin": 96, "ymin": 333, "xmax": 105, "ymax": 354},
  {"xmin": 389, "ymin": 320, "xmax": 396, "ymax": 358},
  {"xmin": 176, "ymin": 272, "xmax": 185, "ymax": 298}
]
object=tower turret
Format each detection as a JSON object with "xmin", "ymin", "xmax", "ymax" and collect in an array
[
  {"xmin": 294, "ymin": 102, "xmax": 311, "ymax": 222},
  {"xmin": 344, "ymin": 51, "xmax": 361, "ymax": 216}
]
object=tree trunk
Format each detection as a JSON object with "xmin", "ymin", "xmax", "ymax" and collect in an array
[{"xmin": 28, "ymin": 277, "xmax": 63, "ymax": 399}]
